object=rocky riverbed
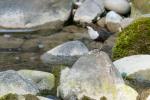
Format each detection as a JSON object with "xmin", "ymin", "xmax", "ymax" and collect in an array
[{"xmin": 0, "ymin": 0, "xmax": 149, "ymax": 100}]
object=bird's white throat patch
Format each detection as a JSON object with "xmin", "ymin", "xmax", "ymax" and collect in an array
[{"xmin": 87, "ymin": 26, "xmax": 99, "ymax": 40}]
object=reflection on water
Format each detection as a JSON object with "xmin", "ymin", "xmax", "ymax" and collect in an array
[{"xmin": 0, "ymin": 29, "xmax": 34, "ymax": 33}]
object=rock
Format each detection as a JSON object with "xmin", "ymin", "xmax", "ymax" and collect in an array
[
  {"xmin": 132, "ymin": 0, "xmax": 150, "ymax": 14},
  {"xmin": 0, "ymin": 0, "xmax": 73, "ymax": 32},
  {"xmin": 73, "ymin": 0, "xmax": 84, "ymax": 8},
  {"xmin": 104, "ymin": 0, "xmax": 131, "ymax": 15},
  {"xmin": 113, "ymin": 55, "xmax": 150, "ymax": 76},
  {"xmin": 138, "ymin": 88, "xmax": 150, "ymax": 100},
  {"xmin": 97, "ymin": 17, "xmax": 106, "ymax": 27},
  {"xmin": 113, "ymin": 55, "xmax": 150, "ymax": 88},
  {"xmin": 112, "ymin": 17, "xmax": 150, "ymax": 60},
  {"xmin": 0, "ymin": 70, "xmax": 39, "ymax": 96},
  {"xmin": 106, "ymin": 11, "xmax": 123, "ymax": 32},
  {"xmin": 0, "ymin": 94, "xmax": 54, "ymax": 100},
  {"xmin": 120, "ymin": 18, "xmax": 134, "ymax": 29},
  {"xmin": 18, "ymin": 70, "xmax": 55, "ymax": 91},
  {"xmin": 74, "ymin": 0, "xmax": 105, "ymax": 23},
  {"xmin": 41, "ymin": 40, "xmax": 89, "ymax": 66},
  {"xmin": 58, "ymin": 50, "xmax": 138, "ymax": 100}
]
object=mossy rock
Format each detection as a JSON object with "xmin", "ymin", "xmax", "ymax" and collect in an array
[
  {"xmin": 112, "ymin": 17, "xmax": 150, "ymax": 60},
  {"xmin": 0, "ymin": 94, "xmax": 18, "ymax": 100},
  {"xmin": 0, "ymin": 94, "xmax": 39, "ymax": 100}
]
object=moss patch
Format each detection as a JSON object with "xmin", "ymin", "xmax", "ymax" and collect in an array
[
  {"xmin": 112, "ymin": 17, "xmax": 150, "ymax": 60},
  {"xmin": 0, "ymin": 94, "xmax": 18, "ymax": 100},
  {"xmin": 49, "ymin": 65, "xmax": 67, "ymax": 96},
  {"xmin": 0, "ymin": 94, "xmax": 39, "ymax": 100}
]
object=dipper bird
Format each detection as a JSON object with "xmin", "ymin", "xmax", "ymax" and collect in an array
[{"xmin": 87, "ymin": 25, "xmax": 113, "ymax": 43}]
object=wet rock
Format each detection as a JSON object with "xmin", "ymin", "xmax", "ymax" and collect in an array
[
  {"xmin": 58, "ymin": 50, "xmax": 138, "ymax": 100},
  {"xmin": 0, "ymin": 70, "xmax": 39, "ymax": 96},
  {"xmin": 104, "ymin": 0, "xmax": 131, "ymax": 15},
  {"xmin": 106, "ymin": 11, "xmax": 123, "ymax": 32},
  {"xmin": 41, "ymin": 40, "xmax": 89, "ymax": 66},
  {"xmin": 74, "ymin": 0, "xmax": 105, "ymax": 23},
  {"xmin": 0, "ymin": 0, "xmax": 73, "ymax": 32},
  {"xmin": 113, "ymin": 55, "xmax": 150, "ymax": 76},
  {"xmin": 18, "ymin": 70, "xmax": 55, "ymax": 91},
  {"xmin": 97, "ymin": 17, "xmax": 106, "ymax": 28}
]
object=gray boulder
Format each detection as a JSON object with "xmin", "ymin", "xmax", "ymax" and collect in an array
[
  {"xmin": 0, "ymin": 0, "xmax": 73, "ymax": 32},
  {"xmin": 18, "ymin": 70, "xmax": 55, "ymax": 91},
  {"xmin": 104, "ymin": 0, "xmax": 131, "ymax": 15},
  {"xmin": 0, "ymin": 70, "xmax": 39, "ymax": 96},
  {"xmin": 41, "ymin": 41, "xmax": 89, "ymax": 66},
  {"xmin": 113, "ymin": 55, "xmax": 150, "ymax": 76},
  {"xmin": 97, "ymin": 17, "xmax": 106, "ymax": 27},
  {"xmin": 113, "ymin": 55, "xmax": 150, "ymax": 86},
  {"xmin": 74, "ymin": 0, "xmax": 105, "ymax": 23},
  {"xmin": 58, "ymin": 50, "xmax": 138, "ymax": 100},
  {"xmin": 106, "ymin": 11, "xmax": 123, "ymax": 32}
]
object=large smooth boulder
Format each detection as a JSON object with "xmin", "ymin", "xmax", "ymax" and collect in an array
[
  {"xmin": 0, "ymin": 0, "xmax": 73, "ymax": 32},
  {"xmin": 106, "ymin": 11, "xmax": 123, "ymax": 32},
  {"xmin": 41, "ymin": 41, "xmax": 89, "ymax": 66},
  {"xmin": 112, "ymin": 17, "xmax": 150, "ymax": 60},
  {"xmin": 0, "ymin": 70, "xmax": 39, "ymax": 96},
  {"xmin": 113, "ymin": 55, "xmax": 150, "ymax": 87},
  {"xmin": 58, "ymin": 50, "xmax": 138, "ymax": 100},
  {"xmin": 18, "ymin": 70, "xmax": 55, "ymax": 91},
  {"xmin": 74, "ymin": 0, "xmax": 105, "ymax": 23},
  {"xmin": 113, "ymin": 55, "xmax": 150, "ymax": 75},
  {"xmin": 104, "ymin": 0, "xmax": 131, "ymax": 15}
]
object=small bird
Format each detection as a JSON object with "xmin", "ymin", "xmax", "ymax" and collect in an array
[{"xmin": 87, "ymin": 25, "xmax": 113, "ymax": 43}]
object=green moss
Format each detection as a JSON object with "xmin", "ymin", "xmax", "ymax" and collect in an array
[
  {"xmin": 81, "ymin": 96, "xmax": 91, "ymax": 100},
  {"xmin": 49, "ymin": 65, "xmax": 67, "ymax": 96},
  {"xmin": 0, "ymin": 94, "xmax": 18, "ymax": 100},
  {"xmin": 0, "ymin": 94, "xmax": 39, "ymax": 100},
  {"xmin": 100, "ymin": 96, "xmax": 107, "ymax": 100},
  {"xmin": 112, "ymin": 17, "xmax": 150, "ymax": 60}
]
